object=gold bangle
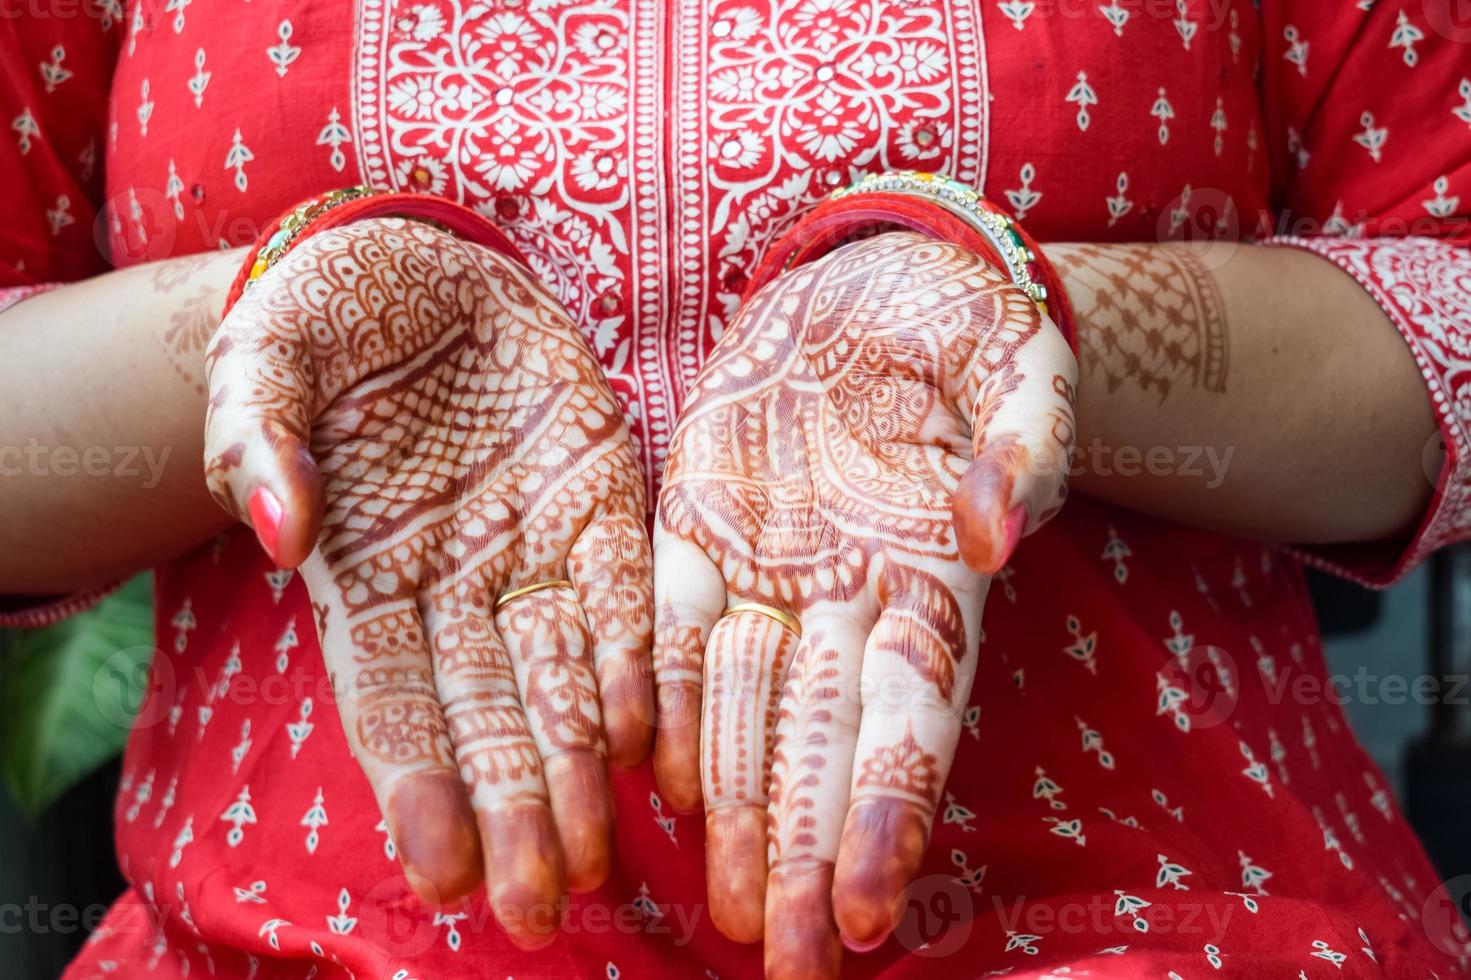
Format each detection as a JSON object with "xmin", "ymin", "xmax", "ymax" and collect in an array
[
  {"xmin": 243, "ymin": 186, "xmax": 380, "ymax": 293},
  {"xmin": 830, "ymin": 170, "xmax": 1051, "ymax": 319},
  {"xmin": 493, "ymin": 579, "xmax": 575, "ymax": 610},
  {"xmin": 721, "ymin": 602, "xmax": 802, "ymax": 638}
]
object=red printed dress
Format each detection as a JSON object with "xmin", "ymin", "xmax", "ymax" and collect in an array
[{"xmin": 4, "ymin": 1, "xmax": 1471, "ymax": 977}]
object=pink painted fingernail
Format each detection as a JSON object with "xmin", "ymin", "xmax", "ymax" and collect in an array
[
  {"xmin": 247, "ymin": 487, "xmax": 284, "ymax": 565},
  {"xmin": 990, "ymin": 504, "xmax": 1028, "ymax": 574},
  {"xmin": 842, "ymin": 931, "xmax": 888, "ymax": 954}
]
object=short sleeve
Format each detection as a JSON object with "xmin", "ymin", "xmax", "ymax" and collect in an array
[
  {"xmin": 0, "ymin": 10, "xmax": 122, "ymax": 287},
  {"xmin": 1257, "ymin": 0, "xmax": 1471, "ymax": 587}
]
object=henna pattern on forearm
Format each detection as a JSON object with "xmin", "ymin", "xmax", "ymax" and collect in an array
[
  {"xmin": 160, "ymin": 286, "xmax": 217, "ymax": 395},
  {"xmin": 1054, "ymin": 243, "xmax": 1228, "ymax": 402},
  {"xmin": 148, "ymin": 251, "xmax": 218, "ymax": 292},
  {"xmin": 149, "ymin": 251, "xmax": 229, "ymax": 396},
  {"xmin": 204, "ymin": 218, "xmax": 652, "ymax": 927}
]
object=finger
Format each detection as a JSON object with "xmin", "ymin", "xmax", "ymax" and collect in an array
[
  {"xmin": 952, "ymin": 308, "xmax": 1076, "ymax": 574},
  {"xmin": 763, "ymin": 614, "xmax": 869, "ymax": 980},
  {"xmin": 202, "ymin": 296, "xmax": 324, "ymax": 569},
  {"xmin": 701, "ymin": 610, "xmax": 799, "ymax": 943},
  {"xmin": 301, "ymin": 554, "xmax": 481, "ymax": 909},
  {"xmin": 650, "ymin": 526, "xmax": 726, "ymax": 813},
  {"xmin": 423, "ymin": 599, "xmax": 565, "ymax": 950},
  {"xmin": 568, "ymin": 509, "xmax": 655, "ymax": 769},
  {"xmin": 494, "ymin": 585, "xmax": 612, "ymax": 896},
  {"xmin": 832, "ymin": 567, "xmax": 981, "ymax": 950}
]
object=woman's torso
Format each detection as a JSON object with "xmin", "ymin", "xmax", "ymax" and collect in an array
[{"xmin": 71, "ymin": 3, "xmax": 1460, "ymax": 978}]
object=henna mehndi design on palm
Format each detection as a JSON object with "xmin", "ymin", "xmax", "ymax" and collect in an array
[
  {"xmin": 203, "ymin": 218, "xmax": 653, "ymax": 950},
  {"xmin": 653, "ymin": 232, "xmax": 1076, "ymax": 979}
]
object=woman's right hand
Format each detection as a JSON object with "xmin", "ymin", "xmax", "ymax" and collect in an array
[{"xmin": 202, "ymin": 217, "xmax": 654, "ymax": 949}]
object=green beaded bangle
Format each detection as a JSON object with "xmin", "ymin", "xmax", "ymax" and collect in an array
[{"xmin": 242, "ymin": 186, "xmax": 379, "ymax": 292}]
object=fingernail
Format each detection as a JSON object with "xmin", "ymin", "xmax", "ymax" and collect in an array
[
  {"xmin": 843, "ymin": 932, "xmax": 888, "ymax": 953},
  {"xmin": 387, "ymin": 770, "xmax": 483, "ymax": 908},
  {"xmin": 707, "ymin": 806, "xmax": 768, "ymax": 943},
  {"xmin": 601, "ymin": 656, "xmax": 655, "ymax": 769},
  {"xmin": 652, "ymin": 685, "xmax": 704, "ymax": 814},
  {"xmin": 833, "ymin": 800, "xmax": 929, "ymax": 951},
  {"xmin": 479, "ymin": 804, "xmax": 566, "ymax": 951},
  {"xmin": 765, "ymin": 861, "xmax": 842, "ymax": 980},
  {"xmin": 543, "ymin": 753, "xmax": 613, "ymax": 894},
  {"xmin": 247, "ymin": 487, "xmax": 284, "ymax": 565},
  {"xmin": 990, "ymin": 503, "xmax": 1029, "ymax": 573}
]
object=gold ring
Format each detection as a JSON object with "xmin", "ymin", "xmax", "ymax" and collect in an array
[
  {"xmin": 494, "ymin": 579, "xmax": 575, "ymax": 610},
  {"xmin": 722, "ymin": 602, "xmax": 802, "ymax": 638}
]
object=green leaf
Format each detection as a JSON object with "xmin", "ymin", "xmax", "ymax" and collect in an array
[{"xmin": 0, "ymin": 575, "xmax": 155, "ymax": 819}]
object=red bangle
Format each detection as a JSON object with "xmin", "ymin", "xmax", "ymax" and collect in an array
[
  {"xmin": 746, "ymin": 171, "xmax": 1077, "ymax": 354},
  {"xmin": 221, "ymin": 188, "xmax": 528, "ymax": 318},
  {"xmin": 748, "ymin": 195, "xmax": 1007, "ymax": 289}
]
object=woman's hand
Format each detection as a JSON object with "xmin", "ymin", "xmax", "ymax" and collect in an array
[
  {"xmin": 202, "ymin": 218, "xmax": 653, "ymax": 949},
  {"xmin": 653, "ymin": 232, "xmax": 1076, "ymax": 977}
]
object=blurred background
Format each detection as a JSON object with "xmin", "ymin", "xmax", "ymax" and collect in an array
[{"xmin": 3, "ymin": 562, "xmax": 1471, "ymax": 977}]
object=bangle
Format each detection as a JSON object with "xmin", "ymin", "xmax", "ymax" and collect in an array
[
  {"xmin": 221, "ymin": 187, "xmax": 528, "ymax": 317},
  {"xmin": 746, "ymin": 170, "xmax": 1077, "ymax": 353},
  {"xmin": 233, "ymin": 186, "xmax": 377, "ymax": 299}
]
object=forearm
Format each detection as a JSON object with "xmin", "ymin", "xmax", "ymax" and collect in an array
[
  {"xmin": 0, "ymin": 250, "xmax": 243, "ymax": 593},
  {"xmin": 1052, "ymin": 241, "xmax": 1436, "ymax": 544}
]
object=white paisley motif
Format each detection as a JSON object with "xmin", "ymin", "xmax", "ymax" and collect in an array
[{"xmin": 1269, "ymin": 235, "xmax": 1471, "ymax": 586}]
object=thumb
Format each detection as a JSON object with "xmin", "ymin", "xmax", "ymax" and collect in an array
[
  {"xmin": 952, "ymin": 315, "xmax": 1076, "ymax": 574},
  {"xmin": 202, "ymin": 302, "xmax": 324, "ymax": 569}
]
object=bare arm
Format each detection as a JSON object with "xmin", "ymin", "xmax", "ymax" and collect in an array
[
  {"xmin": 0, "ymin": 239, "xmax": 1437, "ymax": 595},
  {"xmin": 1053, "ymin": 241, "xmax": 1437, "ymax": 544},
  {"xmin": 0, "ymin": 249, "xmax": 243, "ymax": 594}
]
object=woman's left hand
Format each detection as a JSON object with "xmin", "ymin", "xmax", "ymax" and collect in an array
[{"xmin": 653, "ymin": 232, "xmax": 1077, "ymax": 978}]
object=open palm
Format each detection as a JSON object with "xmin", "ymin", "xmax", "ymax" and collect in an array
[
  {"xmin": 653, "ymin": 232, "xmax": 1076, "ymax": 977},
  {"xmin": 203, "ymin": 218, "xmax": 652, "ymax": 949}
]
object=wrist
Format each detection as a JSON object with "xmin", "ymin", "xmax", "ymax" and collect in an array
[
  {"xmin": 225, "ymin": 218, "xmax": 481, "ymax": 417},
  {"xmin": 221, "ymin": 186, "xmax": 526, "ymax": 318},
  {"xmin": 748, "ymin": 170, "xmax": 1077, "ymax": 354}
]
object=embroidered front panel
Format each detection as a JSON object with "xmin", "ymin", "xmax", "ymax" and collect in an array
[
  {"xmin": 353, "ymin": 0, "xmax": 675, "ymax": 500},
  {"xmin": 669, "ymin": 0, "xmax": 989, "ymax": 408},
  {"xmin": 354, "ymin": 0, "xmax": 992, "ymax": 491}
]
